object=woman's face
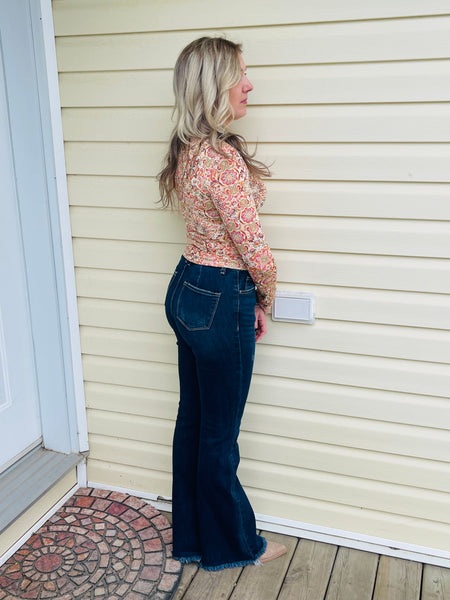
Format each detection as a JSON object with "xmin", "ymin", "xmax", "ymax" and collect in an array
[{"xmin": 228, "ymin": 53, "xmax": 254, "ymax": 120}]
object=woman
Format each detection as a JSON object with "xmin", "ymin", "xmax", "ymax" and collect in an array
[{"xmin": 159, "ymin": 36, "xmax": 286, "ymax": 571}]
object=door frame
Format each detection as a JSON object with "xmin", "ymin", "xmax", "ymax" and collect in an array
[{"xmin": 25, "ymin": 0, "xmax": 88, "ymax": 457}]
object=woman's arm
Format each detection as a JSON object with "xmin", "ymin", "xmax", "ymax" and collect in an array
[{"xmin": 206, "ymin": 146, "xmax": 277, "ymax": 313}]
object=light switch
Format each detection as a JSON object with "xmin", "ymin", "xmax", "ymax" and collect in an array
[{"xmin": 272, "ymin": 291, "xmax": 315, "ymax": 324}]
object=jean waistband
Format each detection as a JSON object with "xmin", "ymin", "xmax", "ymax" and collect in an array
[{"xmin": 179, "ymin": 255, "xmax": 249, "ymax": 277}]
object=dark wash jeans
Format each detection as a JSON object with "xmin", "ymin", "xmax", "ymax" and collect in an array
[{"xmin": 165, "ymin": 256, "xmax": 267, "ymax": 570}]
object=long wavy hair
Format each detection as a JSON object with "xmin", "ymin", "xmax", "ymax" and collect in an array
[{"xmin": 157, "ymin": 36, "xmax": 271, "ymax": 208}]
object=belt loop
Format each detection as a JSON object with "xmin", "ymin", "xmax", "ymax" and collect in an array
[{"xmin": 220, "ymin": 267, "xmax": 226, "ymax": 275}]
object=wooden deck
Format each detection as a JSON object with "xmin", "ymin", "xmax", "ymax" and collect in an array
[{"xmin": 166, "ymin": 523, "xmax": 450, "ymax": 600}]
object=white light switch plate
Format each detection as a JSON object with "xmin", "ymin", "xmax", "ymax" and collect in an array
[{"xmin": 272, "ymin": 291, "xmax": 315, "ymax": 324}]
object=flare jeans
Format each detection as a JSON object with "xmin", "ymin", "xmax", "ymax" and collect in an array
[{"xmin": 164, "ymin": 256, "xmax": 266, "ymax": 570}]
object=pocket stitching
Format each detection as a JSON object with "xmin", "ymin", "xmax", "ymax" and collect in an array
[{"xmin": 176, "ymin": 282, "xmax": 221, "ymax": 331}]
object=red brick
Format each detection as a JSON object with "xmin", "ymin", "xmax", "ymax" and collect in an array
[
  {"xmin": 92, "ymin": 499, "xmax": 112, "ymax": 511},
  {"xmin": 120, "ymin": 509, "xmax": 139, "ymax": 523},
  {"xmin": 74, "ymin": 496, "xmax": 95, "ymax": 508},
  {"xmin": 75, "ymin": 488, "xmax": 92, "ymax": 496},
  {"xmin": 139, "ymin": 527, "xmax": 157, "ymax": 541},
  {"xmin": 165, "ymin": 558, "xmax": 182, "ymax": 573},
  {"xmin": 139, "ymin": 505, "xmax": 159, "ymax": 519},
  {"xmin": 124, "ymin": 496, "xmax": 146, "ymax": 510},
  {"xmin": 158, "ymin": 573, "xmax": 179, "ymax": 592},
  {"xmin": 144, "ymin": 552, "xmax": 163, "ymax": 566},
  {"xmin": 109, "ymin": 491, "xmax": 128, "ymax": 502},
  {"xmin": 90, "ymin": 489, "xmax": 111, "ymax": 498},
  {"xmin": 140, "ymin": 566, "xmax": 160, "ymax": 581},
  {"xmin": 151, "ymin": 515, "xmax": 170, "ymax": 530},
  {"xmin": 133, "ymin": 579, "xmax": 156, "ymax": 594},
  {"xmin": 129, "ymin": 516, "xmax": 151, "ymax": 531},
  {"xmin": 143, "ymin": 538, "xmax": 162, "ymax": 552},
  {"xmin": 107, "ymin": 502, "xmax": 128, "ymax": 516}
]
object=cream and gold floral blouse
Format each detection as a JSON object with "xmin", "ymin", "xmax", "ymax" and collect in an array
[{"xmin": 175, "ymin": 139, "xmax": 277, "ymax": 312}]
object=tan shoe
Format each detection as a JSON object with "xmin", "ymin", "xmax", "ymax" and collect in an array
[{"xmin": 259, "ymin": 541, "xmax": 287, "ymax": 564}]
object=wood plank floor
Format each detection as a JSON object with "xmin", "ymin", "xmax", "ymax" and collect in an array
[{"xmin": 162, "ymin": 515, "xmax": 450, "ymax": 600}]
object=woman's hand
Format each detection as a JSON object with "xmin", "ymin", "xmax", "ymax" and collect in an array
[{"xmin": 254, "ymin": 305, "xmax": 267, "ymax": 342}]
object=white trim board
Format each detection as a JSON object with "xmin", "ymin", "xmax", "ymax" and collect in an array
[
  {"xmin": 88, "ymin": 480, "xmax": 450, "ymax": 569},
  {"xmin": 34, "ymin": 0, "xmax": 88, "ymax": 452}
]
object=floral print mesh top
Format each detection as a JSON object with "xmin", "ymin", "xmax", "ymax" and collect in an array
[{"xmin": 176, "ymin": 140, "xmax": 277, "ymax": 312}]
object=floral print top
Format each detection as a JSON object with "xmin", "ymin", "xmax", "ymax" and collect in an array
[{"xmin": 176, "ymin": 139, "xmax": 277, "ymax": 311}]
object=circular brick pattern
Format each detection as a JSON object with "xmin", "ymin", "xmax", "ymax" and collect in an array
[{"xmin": 0, "ymin": 488, "xmax": 182, "ymax": 600}]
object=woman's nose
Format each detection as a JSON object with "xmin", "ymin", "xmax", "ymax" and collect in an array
[{"xmin": 243, "ymin": 77, "xmax": 253, "ymax": 93}]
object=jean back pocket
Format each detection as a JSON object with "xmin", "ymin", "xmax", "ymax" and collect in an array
[{"xmin": 177, "ymin": 281, "xmax": 221, "ymax": 331}]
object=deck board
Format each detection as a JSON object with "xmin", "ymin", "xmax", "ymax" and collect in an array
[
  {"xmin": 278, "ymin": 538, "xmax": 338, "ymax": 600},
  {"xmin": 421, "ymin": 564, "xmax": 450, "ymax": 600},
  {"xmin": 325, "ymin": 547, "xmax": 379, "ymax": 600},
  {"xmin": 373, "ymin": 555, "xmax": 422, "ymax": 600}
]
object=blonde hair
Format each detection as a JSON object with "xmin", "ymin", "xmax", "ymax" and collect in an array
[{"xmin": 158, "ymin": 36, "xmax": 270, "ymax": 208}]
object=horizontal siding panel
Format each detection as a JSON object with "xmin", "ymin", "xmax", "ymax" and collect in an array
[
  {"xmin": 68, "ymin": 175, "xmax": 159, "ymax": 209},
  {"xmin": 84, "ymin": 382, "xmax": 178, "ymax": 420},
  {"xmin": 80, "ymin": 327, "xmax": 176, "ymax": 363},
  {"xmin": 75, "ymin": 268, "xmax": 450, "ymax": 330},
  {"xmin": 242, "ymin": 404, "xmax": 450, "ymax": 463},
  {"xmin": 64, "ymin": 141, "xmax": 164, "ymax": 177},
  {"xmin": 240, "ymin": 432, "xmax": 450, "ymax": 494},
  {"xmin": 86, "ymin": 400, "xmax": 450, "ymax": 466},
  {"xmin": 87, "ymin": 408, "xmax": 172, "ymax": 445},
  {"xmin": 251, "ymin": 375, "xmax": 450, "ymax": 430},
  {"xmin": 85, "ymin": 375, "xmax": 450, "ymax": 432},
  {"xmin": 276, "ymin": 250, "xmax": 450, "ymax": 294},
  {"xmin": 258, "ymin": 143, "xmax": 450, "ymax": 183},
  {"xmin": 62, "ymin": 104, "xmax": 450, "ymax": 143},
  {"xmin": 276, "ymin": 284, "xmax": 450, "ymax": 330},
  {"xmin": 240, "ymin": 459, "xmax": 450, "ymax": 524},
  {"xmin": 81, "ymin": 347, "xmax": 450, "ymax": 402},
  {"xmin": 249, "ymin": 487, "xmax": 450, "ymax": 553},
  {"xmin": 78, "ymin": 299, "xmax": 171, "ymax": 335},
  {"xmin": 255, "ymin": 345, "xmax": 450, "ymax": 398},
  {"xmin": 78, "ymin": 303, "xmax": 450, "ymax": 363},
  {"xmin": 58, "ymin": 60, "xmax": 450, "ymax": 107},
  {"xmin": 88, "ymin": 428, "xmax": 450, "ymax": 495},
  {"xmin": 264, "ymin": 320, "xmax": 450, "ymax": 363},
  {"xmin": 70, "ymin": 207, "xmax": 184, "ymax": 245},
  {"xmin": 73, "ymin": 239, "xmax": 184, "ymax": 273},
  {"xmin": 264, "ymin": 181, "xmax": 450, "ymax": 221},
  {"xmin": 82, "ymin": 355, "xmax": 178, "ymax": 392},
  {"xmin": 55, "ymin": 18, "xmax": 450, "ymax": 72},
  {"xmin": 71, "ymin": 206, "xmax": 450, "ymax": 258},
  {"xmin": 65, "ymin": 141, "xmax": 450, "ymax": 182},
  {"xmin": 81, "ymin": 332, "xmax": 450, "ymax": 397},
  {"xmin": 72, "ymin": 239, "xmax": 450, "ymax": 294},
  {"xmin": 67, "ymin": 177, "xmax": 450, "ymax": 220},
  {"xmin": 87, "ymin": 458, "xmax": 171, "ymax": 497},
  {"xmin": 250, "ymin": 61, "xmax": 450, "ymax": 105},
  {"xmin": 75, "ymin": 268, "xmax": 169, "ymax": 304},
  {"xmin": 89, "ymin": 434, "xmax": 171, "ymax": 473},
  {"xmin": 52, "ymin": 0, "xmax": 450, "ymax": 36}
]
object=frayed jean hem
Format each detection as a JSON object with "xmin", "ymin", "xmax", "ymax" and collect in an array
[
  {"xmin": 199, "ymin": 537, "xmax": 267, "ymax": 571},
  {"xmin": 173, "ymin": 554, "xmax": 202, "ymax": 565}
]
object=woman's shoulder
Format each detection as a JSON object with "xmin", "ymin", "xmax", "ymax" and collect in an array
[{"xmin": 195, "ymin": 139, "xmax": 244, "ymax": 166}]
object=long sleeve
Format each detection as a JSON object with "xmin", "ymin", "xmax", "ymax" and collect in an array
[{"xmin": 205, "ymin": 147, "xmax": 277, "ymax": 311}]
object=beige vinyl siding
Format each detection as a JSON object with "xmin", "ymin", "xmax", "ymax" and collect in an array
[{"xmin": 53, "ymin": 0, "xmax": 450, "ymax": 554}]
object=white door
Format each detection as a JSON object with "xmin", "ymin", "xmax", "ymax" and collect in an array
[{"xmin": 0, "ymin": 2, "xmax": 44, "ymax": 472}]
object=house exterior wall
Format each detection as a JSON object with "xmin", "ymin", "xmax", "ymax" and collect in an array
[{"xmin": 52, "ymin": 0, "xmax": 450, "ymax": 555}]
